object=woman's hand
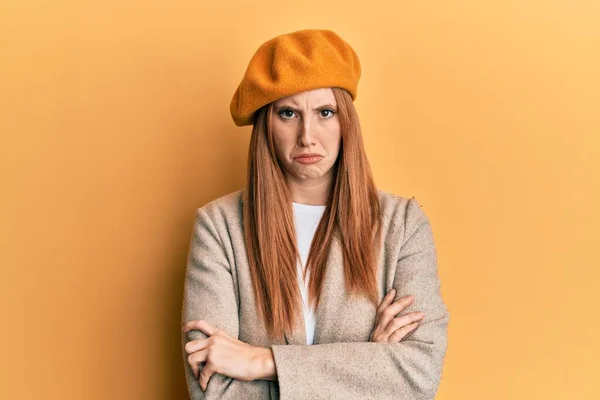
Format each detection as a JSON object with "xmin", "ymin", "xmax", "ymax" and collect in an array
[
  {"xmin": 370, "ymin": 289, "xmax": 425, "ymax": 343},
  {"xmin": 182, "ymin": 320, "xmax": 261, "ymax": 392}
]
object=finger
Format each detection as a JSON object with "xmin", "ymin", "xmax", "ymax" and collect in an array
[
  {"xmin": 386, "ymin": 295, "xmax": 417, "ymax": 320},
  {"xmin": 187, "ymin": 350, "xmax": 208, "ymax": 379},
  {"xmin": 199, "ymin": 364, "xmax": 214, "ymax": 392},
  {"xmin": 389, "ymin": 294, "xmax": 417, "ymax": 314},
  {"xmin": 184, "ymin": 338, "xmax": 210, "ymax": 355},
  {"xmin": 383, "ymin": 313, "xmax": 424, "ymax": 338},
  {"xmin": 375, "ymin": 289, "xmax": 397, "ymax": 322},
  {"xmin": 388, "ymin": 321, "xmax": 420, "ymax": 343},
  {"xmin": 377, "ymin": 289, "xmax": 396, "ymax": 313},
  {"xmin": 182, "ymin": 319, "xmax": 219, "ymax": 336},
  {"xmin": 378, "ymin": 295, "xmax": 414, "ymax": 332},
  {"xmin": 188, "ymin": 353, "xmax": 199, "ymax": 380}
]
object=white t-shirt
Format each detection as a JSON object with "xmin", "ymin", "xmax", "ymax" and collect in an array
[{"xmin": 292, "ymin": 201, "xmax": 326, "ymax": 345}]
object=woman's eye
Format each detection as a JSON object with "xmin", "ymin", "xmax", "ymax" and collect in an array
[
  {"xmin": 321, "ymin": 109, "xmax": 336, "ymax": 118},
  {"xmin": 279, "ymin": 109, "xmax": 295, "ymax": 119},
  {"xmin": 278, "ymin": 108, "xmax": 335, "ymax": 119}
]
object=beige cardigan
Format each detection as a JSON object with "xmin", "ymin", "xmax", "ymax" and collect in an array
[{"xmin": 181, "ymin": 188, "xmax": 450, "ymax": 399}]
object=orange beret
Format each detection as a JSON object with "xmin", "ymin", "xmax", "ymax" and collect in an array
[{"xmin": 229, "ymin": 29, "xmax": 362, "ymax": 127}]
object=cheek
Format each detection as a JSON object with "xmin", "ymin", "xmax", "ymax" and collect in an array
[
  {"xmin": 271, "ymin": 137, "xmax": 286, "ymax": 160},
  {"xmin": 271, "ymin": 131, "xmax": 294, "ymax": 160},
  {"xmin": 325, "ymin": 128, "xmax": 342, "ymax": 155}
]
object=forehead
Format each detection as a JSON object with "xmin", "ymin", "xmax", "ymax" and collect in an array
[{"xmin": 274, "ymin": 88, "xmax": 336, "ymax": 106}]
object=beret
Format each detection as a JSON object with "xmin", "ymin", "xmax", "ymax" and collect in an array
[{"xmin": 229, "ymin": 29, "xmax": 362, "ymax": 127}]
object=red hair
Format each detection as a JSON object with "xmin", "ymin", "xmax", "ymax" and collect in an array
[{"xmin": 242, "ymin": 87, "xmax": 382, "ymax": 342}]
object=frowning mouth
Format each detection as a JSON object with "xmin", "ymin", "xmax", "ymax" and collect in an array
[{"xmin": 294, "ymin": 155, "xmax": 324, "ymax": 164}]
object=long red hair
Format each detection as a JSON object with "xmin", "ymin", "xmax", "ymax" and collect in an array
[{"xmin": 242, "ymin": 87, "xmax": 382, "ymax": 342}]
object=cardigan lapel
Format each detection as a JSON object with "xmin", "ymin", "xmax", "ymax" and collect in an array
[
  {"xmin": 284, "ymin": 307, "xmax": 307, "ymax": 345},
  {"xmin": 312, "ymin": 233, "xmax": 345, "ymax": 344}
]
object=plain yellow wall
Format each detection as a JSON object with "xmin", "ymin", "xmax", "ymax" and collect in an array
[{"xmin": 1, "ymin": 1, "xmax": 598, "ymax": 399}]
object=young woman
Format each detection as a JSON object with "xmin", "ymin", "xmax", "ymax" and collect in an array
[{"xmin": 181, "ymin": 29, "xmax": 450, "ymax": 400}]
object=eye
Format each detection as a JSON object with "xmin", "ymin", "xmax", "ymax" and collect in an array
[
  {"xmin": 320, "ymin": 108, "xmax": 336, "ymax": 118},
  {"xmin": 278, "ymin": 109, "xmax": 296, "ymax": 120}
]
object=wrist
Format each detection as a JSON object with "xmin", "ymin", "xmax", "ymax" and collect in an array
[{"xmin": 251, "ymin": 347, "xmax": 277, "ymax": 381}]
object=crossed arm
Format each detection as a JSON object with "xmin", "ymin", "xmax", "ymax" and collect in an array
[{"xmin": 181, "ymin": 198, "xmax": 450, "ymax": 399}]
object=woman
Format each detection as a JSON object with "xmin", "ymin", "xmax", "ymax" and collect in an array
[{"xmin": 181, "ymin": 29, "xmax": 450, "ymax": 400}]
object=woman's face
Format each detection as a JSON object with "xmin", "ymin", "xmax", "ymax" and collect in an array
[{"xmin": 270, "ymin": 88, "xmax": 341, "ymax": 183}]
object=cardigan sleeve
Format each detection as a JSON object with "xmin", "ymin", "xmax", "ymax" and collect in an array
[
  {"xmin": 181, "ymin": 207, "xmax": 270, "ymax": 400},
  {"xmin": 270, "ymin": 197, "xmax": 450, "ymax": 400}
]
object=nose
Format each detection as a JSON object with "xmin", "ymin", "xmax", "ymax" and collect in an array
[{"xmin": 297, "ymin": 119, "xmax": 315, "ymax": 147}]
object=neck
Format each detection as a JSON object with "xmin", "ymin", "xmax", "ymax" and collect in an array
[{"xmin": 286, "ymin": 175, "xmax": 332, "ymax": 205}]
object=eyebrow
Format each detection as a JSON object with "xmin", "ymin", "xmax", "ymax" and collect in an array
[{"xmin": 274, "ymin": 103, "xmax": 337, "ymax": 111}]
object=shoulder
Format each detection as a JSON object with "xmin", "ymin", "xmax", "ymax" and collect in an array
[
  {"xmin": 376, "ymin": 187, "xmax": 428, "ymax": 220},
  {"xmin": 376, "ymin": 187, "xmax": 432, "ymax": 237},
  {"xmin": 195, "ymin": 188, "xmax": 244, "ymax": 225}
]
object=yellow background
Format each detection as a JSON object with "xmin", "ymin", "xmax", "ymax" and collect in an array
[{"xmin": 1, "ymin": 1, "xmax": 598, "ymax": 399}]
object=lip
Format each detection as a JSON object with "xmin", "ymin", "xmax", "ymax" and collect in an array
[
  {"xmin": 294, "ymin": 154, "xmax": 324, "ymax": 164},
  {"xmin": 294, "ymin": 153, "xmax": 323, "ymax": 160}
]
